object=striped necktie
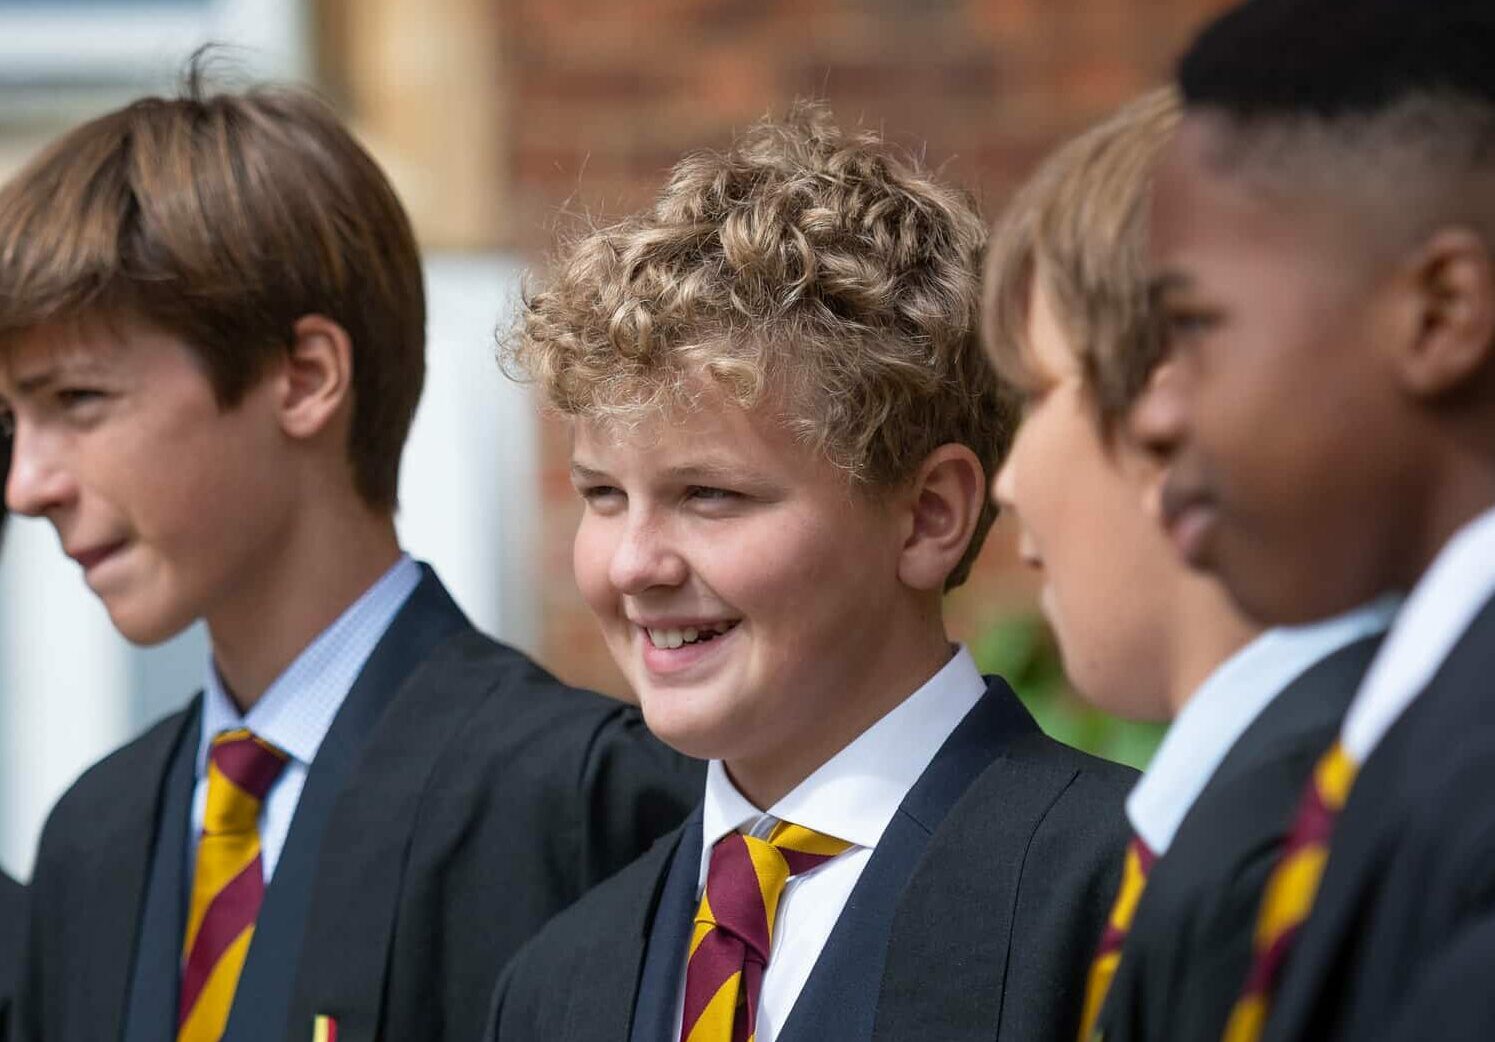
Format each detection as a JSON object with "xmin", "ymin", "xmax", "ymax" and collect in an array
[
  {"xmin": 1221, "ymin": 741, "xmax": 1358, "ymax": 1042},
  {"xmin": 178, "ymin": 728, "xmax": 289, "ymax": 1042},
  {"xmin": 679, "ymin": 821, "xmax": 852, "ymax": 1042},
  {"xmin": 1077, "ymin": 834, "xmax": 1157, "ymax": 1042}
]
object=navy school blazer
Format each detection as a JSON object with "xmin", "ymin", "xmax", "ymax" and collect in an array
[
  {"xmin": 487, "ymin": 675, "xmax": 1137, "ymax": 1042},
  {"xmin": 16, "ymin": 566, "xmax": 703, "ymax": 1042}
]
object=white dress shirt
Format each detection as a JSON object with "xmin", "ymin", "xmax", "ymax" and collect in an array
[
  {"xmin": 189, "ymin": 554, "xmax": 422, "ymax": 882},
  {"xmin": 1126, "ymin": 598, "xmax": 1397, "ymax": 857},
  {"xmin": 673, "ymin": 645, "xmax": 988, "ymax": 1042},
  {"xmin": 1342, "ymin": 506, "xmax": 1495, "ymax": 762}
]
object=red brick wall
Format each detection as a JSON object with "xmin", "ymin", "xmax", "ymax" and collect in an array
[{"xmin": 500, "ymin": 0, "xmax": 1235, "ymax": 698}]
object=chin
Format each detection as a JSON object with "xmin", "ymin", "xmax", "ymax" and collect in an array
[
  {"xmin": 635, "ymin": 688, "xmax": 749, "ymax": 762},
  {"xmin": 106, "ymin": 601, "xmax": 196, "ymax": 647}
]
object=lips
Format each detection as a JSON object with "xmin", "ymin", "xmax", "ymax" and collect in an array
[
  {"xmin": 68, "ymin": 540, "xmax": 127, "ymax": 573},
  {"xmin": 633, "ymin": 617, "xmax": 741, "ymax": 677},
  {"xmin": 1157, "ymin": 480, "xmax": 1218, "ymax": 566}
]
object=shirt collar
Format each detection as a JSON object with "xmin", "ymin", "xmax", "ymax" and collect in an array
[
  {"xmin": 1342, "ymin": 505, "xmax": 1495, "ymax": 762},
  {"xmin": 196, "ymin": 554, "xmax": 423, "ymax": 776},
  {"xmin": 697, "ymin": 644, "xmax": 987, "ymax": 882},
  {"xmin": 1127, "ymin": 596, "xmax": 1398, "ymax": 855}
]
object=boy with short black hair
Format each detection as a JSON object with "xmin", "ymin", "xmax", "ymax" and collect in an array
[
  {"xmin": 983, "ymin": 87, "xmax": 1394, "ymax": 1042},
  {"xmin": 484, "ymin": 101, "xmax": 1135, "ymax": 1042},
  {"xmin": 1131, "ymin": 2, "xmax": 1495, "ymax": 1039},
  {"xmin": 0, "ymin": 75, "xmax": 699, "ymax": 1042}
]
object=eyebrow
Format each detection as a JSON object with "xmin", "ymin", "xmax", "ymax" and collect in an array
[
  {"xmin": 1147, "ymin": 272, "xmax": 1193, "ymax": 302},
  {"xmin": 570, "ymin": 459, "xmax": 769, "ymax": 486},
  {"xmin": 4, "ymin": 357, "xmax": 113, "ymax": 397}
]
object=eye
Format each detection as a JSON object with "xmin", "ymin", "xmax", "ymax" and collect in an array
[
  {"xmin": 685, "ymin": 485, "xmax": 742, "ymax": 504},
  {"xmin": 55, "ymin": 388, "xmax": 110, "ymax": 418},
  {"xmin": 577, "ymin": 484, "xmax": 628, "ymax": 516},
  {"xmin": 1161, "ymin": 308, "xmax": 1221, "ymax": 344}
]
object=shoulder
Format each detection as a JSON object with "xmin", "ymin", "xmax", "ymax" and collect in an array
[
  {"xmin": 36, "ymin": 705, "xmax": 195, "ymax": 859},
  {"xmin": 420, "ymin": 630, "xmax": 681, "ymax": 782},
  {"xmin": 489, "ymin": 823, "xmax": 688, "ymax": 1038}
]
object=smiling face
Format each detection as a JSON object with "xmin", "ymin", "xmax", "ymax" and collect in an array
[
  {"xmin": 1, "ymin": 320, "xmax": 294, "ymax": 644},
  {"xmin": 1129, "ymin": 114, "xmax": 1426, "ymax": 625},
  {"xmin": 570, "ymin": 389, "xmax": 947, "ymax": 804},
  {"xmin": 992, "ymin": 285, "xmax": 1187, "ymax": 719}
]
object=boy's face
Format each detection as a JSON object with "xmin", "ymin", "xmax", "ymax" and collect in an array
[
  {"xmin": 570, "ymin": 389, "xmax": 914, "ymax": 787},
  {"xmin": 1131, "ymin": 114, "xmax": 1416, "ymax": 625},
  {"xmin": 1, "ymin": 321, "xmax": 293, "ymax": 644},
  {"xmin": 992, "ymin": 285, "xmax": 1180, "ymax": 721}
]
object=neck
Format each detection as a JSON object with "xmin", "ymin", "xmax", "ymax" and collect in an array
[
  {"xmin": 207, "ymin": 500, "xmax": 401, "ymax": 713},
  {"xmin": 725, "ymin": 601, "xmax": 954, "ymax": 809},
  {"xmin": 1164, "ymin": 572, "xmax": 1260, "ymax": 717},
  {"xmin": 1402, "ymin": 448, "xmax": 1495, "ymax": 593}
]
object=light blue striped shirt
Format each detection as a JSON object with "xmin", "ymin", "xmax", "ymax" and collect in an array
[{"xmin": 189, "ymin": 554, "xmax": 422, "ymax": 881}]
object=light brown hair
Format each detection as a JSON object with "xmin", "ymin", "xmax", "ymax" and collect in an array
[
  {"xmin": 0, "ymin": 66, "xmax": 425, "ymax": 509},
  {"xmin": 983, "ymin": 88, "xmax": 1181, "ymax": 426},
  {"xmin": 505, "ymin": 102, "xmax": 1006, "ymax": 589}
]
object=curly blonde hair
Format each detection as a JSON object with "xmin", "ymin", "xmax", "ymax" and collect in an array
[{"xmin": 505, "ymin": 102, "xmax": 1007, "ymax": 588}]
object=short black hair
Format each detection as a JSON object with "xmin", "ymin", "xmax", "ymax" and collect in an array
[{"xmin": 1180, "ymin": 0, "xmax": 1495, "ymax": 119}]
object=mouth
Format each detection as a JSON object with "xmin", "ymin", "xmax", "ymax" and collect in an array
[
  {"xmin": 641, "ymin": 619, "xmax": 740, "ymax": 650},
  {"xmin": 1157, "ymin": 482, "xmax": 1218, "ymax": 566},
  {"xmin": 633, "ymin": 618, "xmax": 742, "ymax": 677},
  {"xmin": 68, "ymin": 540, "xmax": 128, "ymax": 574}
]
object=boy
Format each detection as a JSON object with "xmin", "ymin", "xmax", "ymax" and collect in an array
[
  {"xmin": 0, "ymin": 77, "xmax": 699, "ymax": 1042},
  {"xmin": 483, "ymin": 103, "xmax": 1136, "ymax": 1042},
  {"xmin": 1129, "ymin": 2, "xmax": 1495, "ymax": 1039},
  {"xmin": 983, "ymin": 88, "xmax": 1393, "ymax": 1042}
]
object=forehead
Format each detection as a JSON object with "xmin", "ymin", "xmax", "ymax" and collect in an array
[
  {"xmin": 1149, "ymin": 115, "xmax": 1382, "ymax": 282},
  {"xmin": 0, "ymin": 323, "xmax": 123, "ymax": 392}
]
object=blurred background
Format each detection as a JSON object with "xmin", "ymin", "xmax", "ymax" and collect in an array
[{"xmin": 0, "ymin": 0, "xmax": 1231, "ymax": 880}]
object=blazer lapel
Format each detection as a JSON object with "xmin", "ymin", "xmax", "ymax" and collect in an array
[
  {"xmin": 872, "ymin": 686, "xmax": 1090, "ymax": 1042},
  {"xmin": 224, "ymin": 568, "xmax": 469, "ymax": 1042},
  {"xmin": 619, "ymin": 813, "xmax": 700, "ymax": 1042},
  {"xmin": 781, "ymin": 680, "xmax": 1038, "ymax": 1042},
  {"xmin": 119, "ymin": 702, "xmax": 201, "ymax": 1042}
]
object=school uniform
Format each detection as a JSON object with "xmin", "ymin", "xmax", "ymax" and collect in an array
[
  {"xmin": 1089, "ymin": 603, "xmax": 1393, "ymax": 1042},
  {"xmin": 17, "ymin": 557, "xmax": 702, "ymax": 1042},
  {"xmin": 486, "ymin": 647, "xmax": 1137, "ymax": 1042},
  {"xmin": 1, "ymin": 871, "xmax": 24, "ymax": 1041},
  {"xmin": 1260, "ymin": 507, "xmax": 1495, "ymax": 1042}
]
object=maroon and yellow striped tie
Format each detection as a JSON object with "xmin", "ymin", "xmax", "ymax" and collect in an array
[
  {"xmin": 679, "ymin": 822, "xmax": 852, "ymax": 1042},
  {"xmin": 1221, "ymin": 741, "xmax": 1358, "ymax": 1042},
  {"xmin": 1076, "ymin": 834, "xmax": 1156, "ymax": 1042},
  {"xmin": 178, "ymin": 728, "xmax": 288, "ymax": 1042}
]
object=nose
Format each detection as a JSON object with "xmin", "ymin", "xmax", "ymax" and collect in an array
[
  {"xmin": 608, "ymin": 513, "xmax": 689, "ymax": 595},
  {"xmin": 5, "ymin": 426, "xmax": 77, "ymax": 518},
  {"xmin": 991, "ymin": 441, "xmax": 1019, "ymax": 514},
  {"xmin": 1127, "ymin": 361, "xmax": 1191, "ymax": 466}
]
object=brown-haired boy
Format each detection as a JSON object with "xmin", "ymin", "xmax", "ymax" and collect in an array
[
  {"xmin": 0, "ymin": 75, "xmax": 699, "ymax": 1042},
  {"xmin": 0, "ymin": 436, "xmax": 22, "ymax": 1040},
  {"xmin": 983, "ymin": 88, "xmax": 1393, "ymax": 1042},
  {"xmin": 1131, "ymin": 1, "xmax": 1495, "ymax": 1039},
  {"xmin": 483, "ymin": 102, "xmax": 1135, "ymax": 1042}
]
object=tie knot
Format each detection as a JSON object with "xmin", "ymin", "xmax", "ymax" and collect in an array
[
  {"xmin": 203, "ymin": 729, "xmax": 287, "ymax": 835},
  {"xmin": 696, "ymin": 821, "xmax": 851, "ymax": 963}
]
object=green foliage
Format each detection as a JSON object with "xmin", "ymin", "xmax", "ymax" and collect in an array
[{"xmin": 971, "ymin": 613, "xmax": 1166, "ymax": 770}]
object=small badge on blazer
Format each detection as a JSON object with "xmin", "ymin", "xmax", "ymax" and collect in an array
[{"xmin": 313, "ymin": 1015, "xmax": 339, "ymax": 1042}]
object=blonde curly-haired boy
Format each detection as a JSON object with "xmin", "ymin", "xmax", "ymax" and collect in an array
[{"xmin": 484, "ymin": 102, "xmax": 1135, "ymax": 1042}]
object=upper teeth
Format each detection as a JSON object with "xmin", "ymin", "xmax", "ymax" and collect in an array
[{"xmin": 646, "ymin": 622, "xmax": 734, "ymax": 649}]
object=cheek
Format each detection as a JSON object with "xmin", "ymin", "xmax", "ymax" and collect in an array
[{"xmin": 571, "ymin": 516, "xmax": 618, "ymax": 617}]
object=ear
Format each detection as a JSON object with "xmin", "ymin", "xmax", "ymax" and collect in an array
[
  {"xmin": 1393, "ymin": 227, "xmax": 1495, "ymax": 399},
  {"xmin": 277, "ymin": 314, "xmax": 354, "ymax": 440},
  {"xmin": 897, "ymin": 443, "xmax": 987, "ymax": 592}
]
